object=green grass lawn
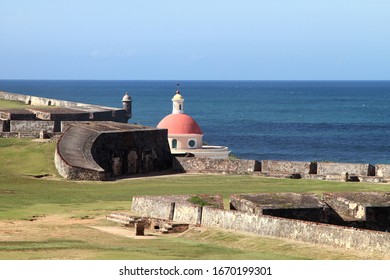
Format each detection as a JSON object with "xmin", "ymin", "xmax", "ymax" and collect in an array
[
  {"xmin": 0, "ymin": 98, "xmax": 54, "ymax": 109},
  {"xmin": 0, "ymin": 99, "xmax": 28, "ymax": 109},
  {"xmin": 1, "ymin": 138, "xmax": 389, "ymax": 260}
]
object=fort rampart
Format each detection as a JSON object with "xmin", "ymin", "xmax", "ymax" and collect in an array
[
  {"xmin": 174, "ymin": 157, "xmax": 390, "ymax": 182},
  {"xmin": 201, "ymin": 206, "xmax": 390, "ymax": 256},
  {"xmin": 173, "ymin": 157, "xmax": 261, "ymax": 174},
  {"xmin": 55, "ymin": 122, "xmax": 172, "ymax": 180},
  {"xmin": 0, "ymin": 91, "xmax": 119, "ymax": 111},
  {"xmin": 131, "ymin": 195, "xmax": 390, "ymax": 257},
  {"xmin": 0, "ymin": 91, "xmax": 130, "ymax": 137}
]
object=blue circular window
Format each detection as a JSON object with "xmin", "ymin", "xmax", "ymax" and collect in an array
[{"xmin": 188, "ymin": 140, "xmax": 196, "ymax": 148}]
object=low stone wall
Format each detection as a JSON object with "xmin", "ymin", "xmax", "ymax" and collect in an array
[
  {"xmin": 375, "ymin": 164, "xmax": 390, "ymax": 179},
  {"xmin": 230, "ymin": 194, "xmax": 262, "ymax": 215},
  {"xmin": 131, "ymin": 195, "xmax": 221, "ymax": 225},
  {"xmin": 131, "ymin": 196, "xmax": 175, "ymax": 220},
  {"xmin": 317, "ymin": 162, "xmax": 375, "ymax": 176},
  {"xmin": 173, "ymin": 157, "xmax": 261, "ymax": 174},
  {"xmin": 261, "ymin": 160, "xmax": 315, "ymax": 176},
  {"xmin": 10, "ymin": 120, "xmax": 55, "ymax": 133},
  {"xmin": 323, "ymin": 193, "xmax": 366, "ymax": 221},
  {"xmin": 173, "ymin": 203, "xmax": 202, "ymax": 225},
  {"xmin": 201, "ymin": 207, "xmax": 390, "ymax": 256}
]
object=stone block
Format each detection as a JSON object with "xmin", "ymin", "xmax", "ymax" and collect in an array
[
  {"xmin": 323, "ymin": 192, "xmax": 390, "ymax": 223},
  {"xmin": 10, "ymin": 120, "xmax": 55, "ymax": 133},
  {"xmin": 260, "ymin": 160, "xmax": 316, "ymax": 175},
  {"xmin": 231, "ymin": 193, "xmax": 327, "ymax": 222},
  {"xmin": 173, "ymin": 157, "xmax": 260, "ymax": 174},
  {"xmin": 131, "ymin": 196, "xmax": 175, "ymax": 220},
  {"xmin": 375, "ymin": 164, "xmax": 390, "ymax": 178},
  {"xmin": 317, "ymin": 162, "xmax": 375, "ymax": 176}
]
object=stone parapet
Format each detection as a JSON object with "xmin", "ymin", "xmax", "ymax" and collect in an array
[
  {"xmin": 201, "ymin": 206, "xmax": 390, "ymax": 256},
  {"xmin": 0, "ymin": 90, "xmax": 130, "ymax": 123},
  {"xmin": 10, "ymin": 120, "xmax": 55, "ymax": 133},
  {"xmin": 260, "ymin": 160, "xmax": 316, "ymax": 176},
  {"xmin": 375, "ymin": 164, "xmax": 390, "ymax": 179},
  {"xmin": 131, "ymin": 196, "xmax": 176, "ymax": 220},
  {"xmin": 173, "ymin": 157, "xmax": 260, "ymax": 174},
  {"xmin": 317, "ymin": 162, "xmax": 375, "ymax": 176}
]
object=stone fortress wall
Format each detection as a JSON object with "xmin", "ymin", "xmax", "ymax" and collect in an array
[
  {"xmin": 0, "ymin": 91, "xmax": 130, "ymax": 138},
  {"xmin": 54, "ymin": 122, "xmax": 173, "ymax": 180},
  {"xmin": 0, "ymin": 91, "xmax": 175, "ymax": 180},
  {"xmin": 131, "ymin": 194, "xmax": 390, "ymax": 257},
  {"xmin": 174, "ymin": 157, "xmax": 390, "ymax": 183}
]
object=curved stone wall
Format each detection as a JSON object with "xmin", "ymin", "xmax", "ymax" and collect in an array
[
  {"xmin": 55, "ymin": 122, "xmax": 173, "ymax": 180},
  {"xmin": 55, "ymin": 125, "xmax": 107, "ymax": 180}
]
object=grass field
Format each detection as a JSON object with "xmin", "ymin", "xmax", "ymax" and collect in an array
[
  {"xmin": 0, "ymin": 99, "xmax": 53, "ymax": 109},
  {"xmin": 0, "ymin": 99, "xmax": 28, "ymax": 109},
  {"xmin": 0, "ymin": 138, "xmax": 389, "ymax": 260}
]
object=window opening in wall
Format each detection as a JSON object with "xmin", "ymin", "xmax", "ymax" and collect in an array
[
  {"xmin": 172, "ymin": 139, "xmax": 177, "ymax": 149},
  {"xmin": 188, "ymin": 139, "xmax": 196, "ymax": 148}
]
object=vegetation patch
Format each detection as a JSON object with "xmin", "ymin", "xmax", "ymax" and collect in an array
[{"xmin": 187, "ymin": 195, "xmax": 220, "ymax": 207}]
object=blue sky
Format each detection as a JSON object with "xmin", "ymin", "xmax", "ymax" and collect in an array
[{"xmin": 1, "ymin": 1, "xmax": 389, "ymax": 80}]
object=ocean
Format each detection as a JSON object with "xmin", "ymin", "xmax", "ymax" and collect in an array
[{"xmin": 1, "ymin": 80, "xmax": 390, "ymax": 164}]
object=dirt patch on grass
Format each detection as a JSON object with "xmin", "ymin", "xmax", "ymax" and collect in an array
[
  {"xmin": 0, "ymin": 214, "xmax": 101, "ymax": 242},
  {"xmin": 89, "ymin": 226, "xmax": 159, "ymax": 239}
]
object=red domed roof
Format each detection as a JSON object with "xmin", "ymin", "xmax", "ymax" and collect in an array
[{"xmin": 157, "ymin": 113, "xmax": 203, "ymax": 135}]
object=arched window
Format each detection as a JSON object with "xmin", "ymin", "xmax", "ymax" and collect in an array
[{"xmin": 172, "ymin": 139, "xmax": 178, "ymax": 149}]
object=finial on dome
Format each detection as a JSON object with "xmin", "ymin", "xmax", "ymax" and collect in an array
[{"xmin": 172, "ymin": 83, "xmax": 184, "ymax": 114}]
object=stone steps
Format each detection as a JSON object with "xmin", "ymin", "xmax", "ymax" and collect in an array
[
  {"xmin": 106, "ymin": 213, "xmax": 142, "ymax": 226},
  {"xmin": 106, "ymin": 212, "xmax": 189, "ymax": 234}
]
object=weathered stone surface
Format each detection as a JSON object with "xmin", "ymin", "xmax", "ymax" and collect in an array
[
  {"xmin": 10, "ymin": 120, "xmax": 55, "ymax": 133},
  {"xmin": 173, "ymin": 203, "xmax": 202, "ymax": 225},
  {"xmin": 173, "ymin": 157, "xmax": 260, "ymax": 174},
  {"xmin": 131, "ymin": 194, "xmax": 223, "ymax": 225},
  {"xmin": 0, "ymin": 132, "xmax": 19, "ymax": 138},
  {"xmin": 317, "ymin": 162, "xmax": 375, "ymax": 176},
  {"xmin": 0, "ymin": 90, "xmax": 130, "ymax": 124},
  {"xmin": 201, "ymin": 206, "xmax": 390, "ymax": 256},
  {"xmin": 55, "ymin": 122, "xmax": 172, "ymax": 180},
  {"xmin": 54, "ymin": 149, "xmax": 107, "ymax": 180},
  {"xmin": 375, "ymin": 164, "xmax": 390, "ymax": 178},
  {"xmin": 0, "ymin": 109, "xmax": 37, "ymax": 121},
  {"xmin": 131, "ymin": 196, "xmax": 175, "ymax": 220},
  {"xmin": 260, "ymin": 160, "xmax": 316, "ymax": 176},
  {"xmin": 130, "ymin": 193, "xmax": 390, "ymax": 256},
  {"xmin": 231, "ymin": 193, "xmax": 327, "ymax": 222},
  {"xmin": 323, "ymin": 192, "xmax": 390, "ymax": 223}
]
